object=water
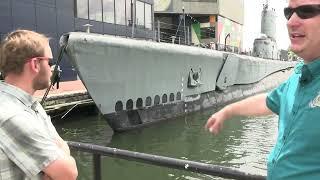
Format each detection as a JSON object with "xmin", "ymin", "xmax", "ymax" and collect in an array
[{"xmin": 55, "ymin": 108, "xmax": 278, "ymax": 180}]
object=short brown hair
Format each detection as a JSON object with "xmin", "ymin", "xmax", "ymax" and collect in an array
[{"xmin": 0, "ymin": 30, "xmax": 50, "ymax": 76}]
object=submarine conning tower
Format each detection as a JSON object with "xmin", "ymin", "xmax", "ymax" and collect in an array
[
  {"xmin": 261, "ymin": 3, "xmax": 276, "ymax": 40},
  {"xmin": 253, "ymin": 3, "xmax": 279, "ymax": 59}
]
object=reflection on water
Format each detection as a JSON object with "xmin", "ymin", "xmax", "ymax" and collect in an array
[{"xmin": 55, "ymin": 108, "xmax": 278, "ymax": 180}]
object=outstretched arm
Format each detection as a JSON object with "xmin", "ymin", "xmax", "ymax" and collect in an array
[{"xmin": 205, "ymin": 93, "xmax": 273, "ymax": 135}]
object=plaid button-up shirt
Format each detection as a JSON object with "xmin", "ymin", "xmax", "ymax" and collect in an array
[{"xmin": 0, "ymin": 82, "xmax": 64, "ymax": 179}]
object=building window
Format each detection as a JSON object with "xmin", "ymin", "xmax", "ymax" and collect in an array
[
  {"xmin": 136, "ymin": 1, "xmax": 144, "ymax": 27},
  {"xmin": 145, "ymin": 3, "xmax": 152, "ymax": 29},
  {"xmin": 76, "ymin": 0, "xmax": 89, "ymax": 19},
  {"xmin": 89, "ymin": 0, "xmax": 102, "ymax": 21},
  {"xmin": 126, "ymin": 0, "xmax": 132, "ymax": 25},
  {"xmin": 183, "ymin": 0, "xmax": 217, "ymax": 2},
  {"xmin": 103, "ymin": 0, "xmax": 114, "ymax": 23},
  {"xmin": 75, "ymin": 0, "xmax": 153, "ymax": 28},
  {"xmin": 115, "ymin": 0, "xmax": 126, "ymax": 25},
  {"xmin": 201, "ymin": 27, "xmax": 215, "ymax": 39}
]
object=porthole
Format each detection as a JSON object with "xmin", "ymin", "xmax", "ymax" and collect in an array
[
  {"xmin": 162, "ymin": 94, "xmax": 167, "ymax": 103},
  {"xmin": 169, "ymin": 93, "xmax": 174, "ymax": 102},
  {"xmin": 176, "ymin": 92, "xmax": 181, "ymax": 100},
  {"xmin": 154, "ymin": 95, "xmax": 160, "ymax": 105},
  {"xmin": 136, "ymin": 98, "xmax": 143, "ymax": 109},
  {"xmin": 115, "ymin": 101, "xmax": 123, "ymax": 112},
  {"xmin": 146, "ymin": 96, "xmax": 152, "ymax": 106},
  {"xmin": 126, "ymin": 99, "xmax": 133, "ymax": 110}
]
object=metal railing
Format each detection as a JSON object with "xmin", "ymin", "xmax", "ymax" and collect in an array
[
  {"xmin": 68, "ymin": 141, "xmax": 266, "ymax": 180},
  {"xmin": 152, "ymin": 20, "xmax": 242, "ymax": 55}
]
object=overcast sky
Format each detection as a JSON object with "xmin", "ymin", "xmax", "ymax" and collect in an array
[{"xmin": 243, "ymin": 0, "xmax": 289, "ymax": 50}]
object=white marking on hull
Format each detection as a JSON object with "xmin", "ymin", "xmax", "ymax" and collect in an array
[{"xmin": 184, "ymin": 94, "xmax": 201, "ymax": 102}]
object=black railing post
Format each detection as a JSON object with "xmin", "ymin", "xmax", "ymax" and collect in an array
[
  {"xmin": 224, "ymin": 33, "xmax": 230, "ymax": 51},
  {"xmin": 93, "ymin": 154, "xmax": 102, "ymax": 180}
]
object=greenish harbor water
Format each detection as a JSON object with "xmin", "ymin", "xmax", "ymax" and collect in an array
[{"xmin": 55, "ymin": 107, "xmax": 278, "ymax": 180}]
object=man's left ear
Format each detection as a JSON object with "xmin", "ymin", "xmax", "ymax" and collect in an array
[{"xmin": 28, "ymin": 58, "xmax": 40, "ymax": 73}]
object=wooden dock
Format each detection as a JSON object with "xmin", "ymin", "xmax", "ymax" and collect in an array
[{"xmin": 34, "ymin": 80, "xmax": 95, "ymax": 116}]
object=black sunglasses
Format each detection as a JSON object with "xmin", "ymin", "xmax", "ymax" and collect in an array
[
  {"xmin": 48, "ymin": 59, "xmax": 55, "ymax": 67},
  {"xmin": 26, "ymin": 57, "xmax": 55, "ymax": 66},
  {"xmin": 36, "ymin": 57, "xmax": 55, "ymax": 66},
  {"xmin": 284, "ymin": 4, "xmax": 320, "ymax": 20}
]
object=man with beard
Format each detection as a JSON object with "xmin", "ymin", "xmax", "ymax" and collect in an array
[
  {"xmin": 205, "ymin": 0, "xmax": 320, "ymax": 179},
  {"xmin": 0, "ymin": 30, "xmax": 78, "ymax": 179}
]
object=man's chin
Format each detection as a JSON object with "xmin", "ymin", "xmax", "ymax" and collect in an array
[
  {"xmin": 33, "ymin": 82, "xmax": 50, "ymax": 91},
  {"xmin": 37, "ymin": 86, "xmax": 49, "ymax": 91},
  {"xmin": 290, "ymin": 45, "xmax": 303, "ymax": 55}
]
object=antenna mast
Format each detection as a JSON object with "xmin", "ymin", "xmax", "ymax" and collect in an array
[{"xmin": 263, "ymin": 0, "xmax": 269, "ymax": 10}]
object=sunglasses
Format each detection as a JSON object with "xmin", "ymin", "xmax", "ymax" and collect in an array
[
  {"xmin": 26, "ymin": 57, "xmax": 55, "ymax": 66},
  {"xmin": 284, "ymin": 4, "xmax": 320, "ymax": 20}
]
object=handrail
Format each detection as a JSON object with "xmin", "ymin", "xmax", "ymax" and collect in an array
[{"xmin": 68, "ymin": 141, "xmax": 266, "ymax": 180}]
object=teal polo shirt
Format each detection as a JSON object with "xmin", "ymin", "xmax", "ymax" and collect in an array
[{"xmin": 266, "ymin": 59, "xmax": 320, "ymax": 179}]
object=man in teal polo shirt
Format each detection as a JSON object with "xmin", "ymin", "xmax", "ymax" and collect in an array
[{"xmin": 205, "ymin": 0, "xmax": 320, "ymax": 179}]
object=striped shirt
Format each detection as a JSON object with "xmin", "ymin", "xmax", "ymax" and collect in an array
[{"xmin": 0, "ymin": 82, "xmax": 64, "ymax": 179}]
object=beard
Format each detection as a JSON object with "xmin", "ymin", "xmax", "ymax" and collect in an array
[{"xmin": 32, "ymin": 68, "xmax": 51, "ymax": 90}]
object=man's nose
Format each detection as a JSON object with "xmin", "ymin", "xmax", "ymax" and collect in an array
[{"xmin": 287, "ymin": 12, "xmax": 302, "ymax": 27}]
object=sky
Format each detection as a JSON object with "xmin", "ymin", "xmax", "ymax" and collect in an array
[{"xmin": 243, "ymin": 0, "xmax": 289, "ymax": 50}]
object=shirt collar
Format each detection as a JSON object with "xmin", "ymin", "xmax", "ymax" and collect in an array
[
  {"xmin": 294, "ymin": 59, "xmax": 320, "ymax": 84},
  {"xmin": 305, "ymin": 58, "xmax": 320, "ymax": 77},
  {"xmin": 0, "ymin": 82, "xmax": 37, "ymax": 108},
  {"xmin": 295, "ymin": 59, "xmax": 320, "ymax": 74}
]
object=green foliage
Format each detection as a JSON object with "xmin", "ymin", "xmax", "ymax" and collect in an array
[{"xmin": 287, "ymin": 50, "xmax": 300, "ymax": 61}]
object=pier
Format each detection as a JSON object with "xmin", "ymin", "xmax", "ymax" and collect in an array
[{"xmin": 34, "ymin": 80, "xmax": 94, "ymax": 116}]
